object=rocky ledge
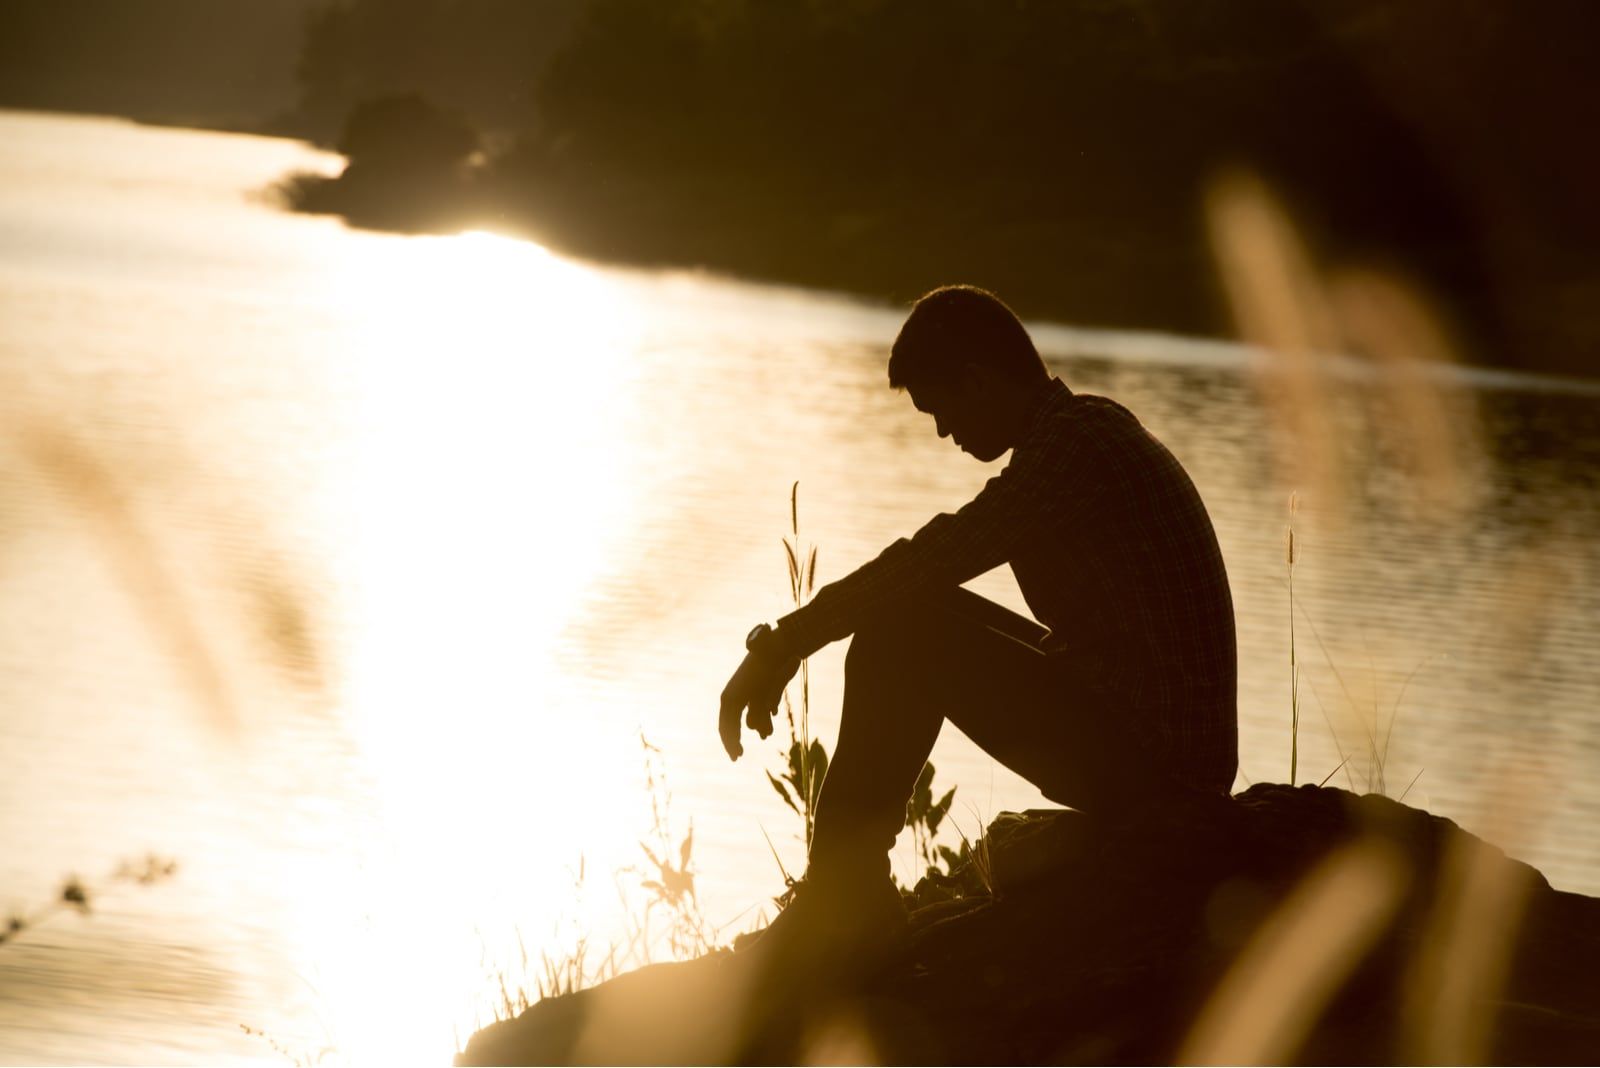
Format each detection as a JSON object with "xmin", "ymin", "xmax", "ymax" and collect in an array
[{"xmin": 458, "ymin": 784, "xmax": 1600, "ymax": 1065}]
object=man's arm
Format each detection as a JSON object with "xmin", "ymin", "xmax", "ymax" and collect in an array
[
  {"xmin": 718, "ymin": 411, "xmax": 1104, "ymax": 761},
  {"xmin": 775, "ymin": 422, "xmax": 1100, "ymax": 658},
  {"xmin": 718, "ymin": 468, "xmax": 1053, "ymax": 762}
]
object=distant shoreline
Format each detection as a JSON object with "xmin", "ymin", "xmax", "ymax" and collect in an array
[
  {"xmin": 277, "ymin": 145, "xmax": 1600, "ymax": 387},
  {"xmin": 7, "ymin": 102, "xmax": 1595, "ymax": 386},
  {"xmin": 0, "ymin": 102, "xmax": 284, "ymax": 140}
]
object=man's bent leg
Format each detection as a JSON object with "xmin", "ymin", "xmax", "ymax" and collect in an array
[
  {"xmin": 808, "ymin": 590, "xmax": 1064, "ymax": 880},
  {"xmin": 804, "ymin": 619, "xmax": 947, "ymax": 882},
  {"xmin": 807, "ymin": 588, "xmax": 1169, "ymax": 883}
]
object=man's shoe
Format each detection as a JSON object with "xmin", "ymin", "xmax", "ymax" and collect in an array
[{"xmin": 745, "ymin": 871, "xmax": 909, "ymax": 989}]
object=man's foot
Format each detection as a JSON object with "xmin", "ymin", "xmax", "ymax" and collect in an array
[{"xmin": 745, "ymin": 871, "xmax": 909, "ymax": 991}]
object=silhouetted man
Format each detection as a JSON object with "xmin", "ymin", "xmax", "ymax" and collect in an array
[{"xmin": 719, "ymin": 285, "xmax": 1237, "ymax": 949}]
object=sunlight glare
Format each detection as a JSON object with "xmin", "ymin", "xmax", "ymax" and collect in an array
[{"xmin": 308, "ymin": 230, "xmax": 649, "ymax": 1065}]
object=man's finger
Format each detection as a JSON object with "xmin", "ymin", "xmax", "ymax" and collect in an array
[
  {"xmin": 719, "ymin": 689, "xmax": 744, "ymax": 761},
  {"xmin": 747, "ymin": 705, "xmax": 773, "ymax": 739},
  {"xmin": 756, "ymin": 677, "xmax": 787, "ymax": 728}
]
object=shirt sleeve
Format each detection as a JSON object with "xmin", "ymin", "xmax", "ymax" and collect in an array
[{"xmin": 775, "ymin": 416, "xmax": 1100, "ymax": 658}]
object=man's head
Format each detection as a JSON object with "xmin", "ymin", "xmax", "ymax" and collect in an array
[{"xmin": 889, "ymin": 285, "xmax": 1050, "ymax": 462}]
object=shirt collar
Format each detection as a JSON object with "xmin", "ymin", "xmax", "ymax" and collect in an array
[{"xmin": 1021, "ymin": 376, "xmax": 1072, "ymax": 439}]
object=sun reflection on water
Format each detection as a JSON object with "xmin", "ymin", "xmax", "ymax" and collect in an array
[{"xmin": 307, "ymin": 230, "xmax": 650, "ymax": 1064}]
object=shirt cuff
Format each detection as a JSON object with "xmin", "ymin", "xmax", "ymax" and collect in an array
[{"xmin": 774, "ymin": 604, "xmax": 830, "ymax": 660}]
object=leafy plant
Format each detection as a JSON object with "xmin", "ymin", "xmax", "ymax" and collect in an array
[
  {"xmin": 906, "ymin": 761, "xmax": 958, "ymax": 881},
  {"xmin": 767, "ymin": 481, "xmax": 824, "ymax": 855},
  {"xmin": 476, "ymin": 734, "xmax": 720, "ymax": 1028},
  {"xmin": 629, "ymin": 733, "xmax": 711, "ymax": 962},
  {"xmin": 766, "ymin": 739, "xmax": 828, "ymax": 855},
  {"xmin": 765, "ymin": 483, "xmax": 963, "ymax": 894}
]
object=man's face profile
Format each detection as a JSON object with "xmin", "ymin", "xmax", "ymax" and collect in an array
[{"xmin": 906, "ymin": 369, "xmax": 1010, "ymax": 463}]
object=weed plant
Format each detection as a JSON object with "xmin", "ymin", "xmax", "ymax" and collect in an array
[
  {"xmin": 764, "ymin": 482, "xmax": 826, "ymax": 869},
  {"xmin": 0, "ymin": 854, "xmax": 177, "ymax": 949},
  {"xmin": 1283, "ymin": 490, "xmax": 1434, "ymax": 800},
  {"xmin": 630, "ymin": 733, "xmax": 713, "ymax": 962},
  {"xmin": 238, "ymin": 1023, "xmax": 337, "ymax": 1068},
  {"xmin": 764, "ymin": 483, "xmax": 965, "ymax": 899},
  {"xmin": 1196, "ymin": 169, "xmax": 1545, "ymax": 1064},
  {"xmin": 466, "ymin": 730, "xmax": 723, "ymax": 1034},
  {"xmin": 1287, "ymin": 492, "xmax": 1301, "ymax": 786},
  {"xmin": 905, "ymin": 762, "xmax": 959, "ymax": 880}
]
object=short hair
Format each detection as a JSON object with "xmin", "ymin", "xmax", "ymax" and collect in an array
[{"xmin": 888, "ymin": 285, "xmax": 1046, "ymax": 391}]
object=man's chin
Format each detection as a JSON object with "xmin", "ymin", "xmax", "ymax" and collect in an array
[{"xmin": 965, "ymin": 442, "xmax": 1007, "ymax": 463}]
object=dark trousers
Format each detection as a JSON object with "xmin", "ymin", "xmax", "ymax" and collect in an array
[{"xmin": 807, "ymin": 586, "xmax": 1181, "ymax": 880}]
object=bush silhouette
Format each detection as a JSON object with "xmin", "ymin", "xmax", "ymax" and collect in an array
[{"xmin": 339, "ymin": 93, "xmax": 479, "ymax": 176}]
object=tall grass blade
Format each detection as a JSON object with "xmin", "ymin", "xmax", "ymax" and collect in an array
[{"xmin": 1317, "ymin": 758, "xmax": 1348, "ymax": 788}]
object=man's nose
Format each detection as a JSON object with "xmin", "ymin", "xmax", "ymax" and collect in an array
[{"xmin": 935, "ymin": 418, "xmax": 949, "ymax": 439}]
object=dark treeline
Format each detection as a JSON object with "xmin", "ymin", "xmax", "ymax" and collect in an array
[
  {"xmin": 521, "ymin": 0, "xmax": 1473, "ymax": 351},
  {"xmin": 0, "ymin": 0, "xmax": 314, "ymax": 128},
  {"xmin": 292, "ymin": 0, "xmax": 1599, "ymax": 375},
  {"xmin": 0, "ymin": 0, "xmax": 580, "ymax": 137},
  {"xmin": 292, "ymin": 0, "xmax": 584, "ymax": 140}
]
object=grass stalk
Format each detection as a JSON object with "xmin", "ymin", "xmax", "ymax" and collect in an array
[{"xmin": 1287, "ymin": 493, "xmax": 1300, "ymax": 786}]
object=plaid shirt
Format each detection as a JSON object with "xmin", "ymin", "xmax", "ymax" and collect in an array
[{"xmin": 777, "ymin": 378, "xmax": 1237, "ymax": 790}]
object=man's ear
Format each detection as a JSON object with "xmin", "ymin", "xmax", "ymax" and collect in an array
[{"xmin": 959, "ymin": 361, "xmax": 990, "ymax": 395}]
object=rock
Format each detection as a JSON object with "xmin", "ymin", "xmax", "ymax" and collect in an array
[{"xmin": 457, "ymin": 784, "xmax": 1600, "ymax": 1065}]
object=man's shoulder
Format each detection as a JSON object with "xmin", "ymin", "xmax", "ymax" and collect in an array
[
  {"xmin": 1065, "ymin": 391, "xmax": 1137, "ymax": 417},
  {"xmin": 1022, "ymin": 391, "xmax": 1175, "ymax": 479},
  {"xmin": 1043, "ymin": 391, "xmax": 1144, "ymax": 440}
]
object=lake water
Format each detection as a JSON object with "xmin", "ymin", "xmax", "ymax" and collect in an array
[{"xmin": 1, "ymin": 109, "xmax": 1596, "ymax": 1065}]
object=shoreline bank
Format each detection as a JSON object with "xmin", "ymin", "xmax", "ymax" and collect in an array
[{"xmin": 458, "ymin": 782, "xmax": 1600, "ymax": 1065}]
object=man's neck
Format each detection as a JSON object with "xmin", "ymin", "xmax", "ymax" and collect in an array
[{"xmin": 1017, "ymin": 375, "xmax": 1064, "ymax": 423}]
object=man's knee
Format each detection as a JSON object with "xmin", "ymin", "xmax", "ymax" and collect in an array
[{"xmin": 843, "ymin": 618, "xmax": 921, "ymax": 690}]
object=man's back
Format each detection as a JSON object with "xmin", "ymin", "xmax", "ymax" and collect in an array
[{"xmin": 1008, "ymin": 387, "xmax": 1236, "ymax": 791}]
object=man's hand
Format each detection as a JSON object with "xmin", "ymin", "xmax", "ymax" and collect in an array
[{"xmin": 718, "ymin": 648, "xmax": 800, "ymax": 761}]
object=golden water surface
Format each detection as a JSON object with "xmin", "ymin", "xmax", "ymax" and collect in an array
[{"xmin": 1, "ymin": 110, "xmax": 1596, "ymax": 1065}]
